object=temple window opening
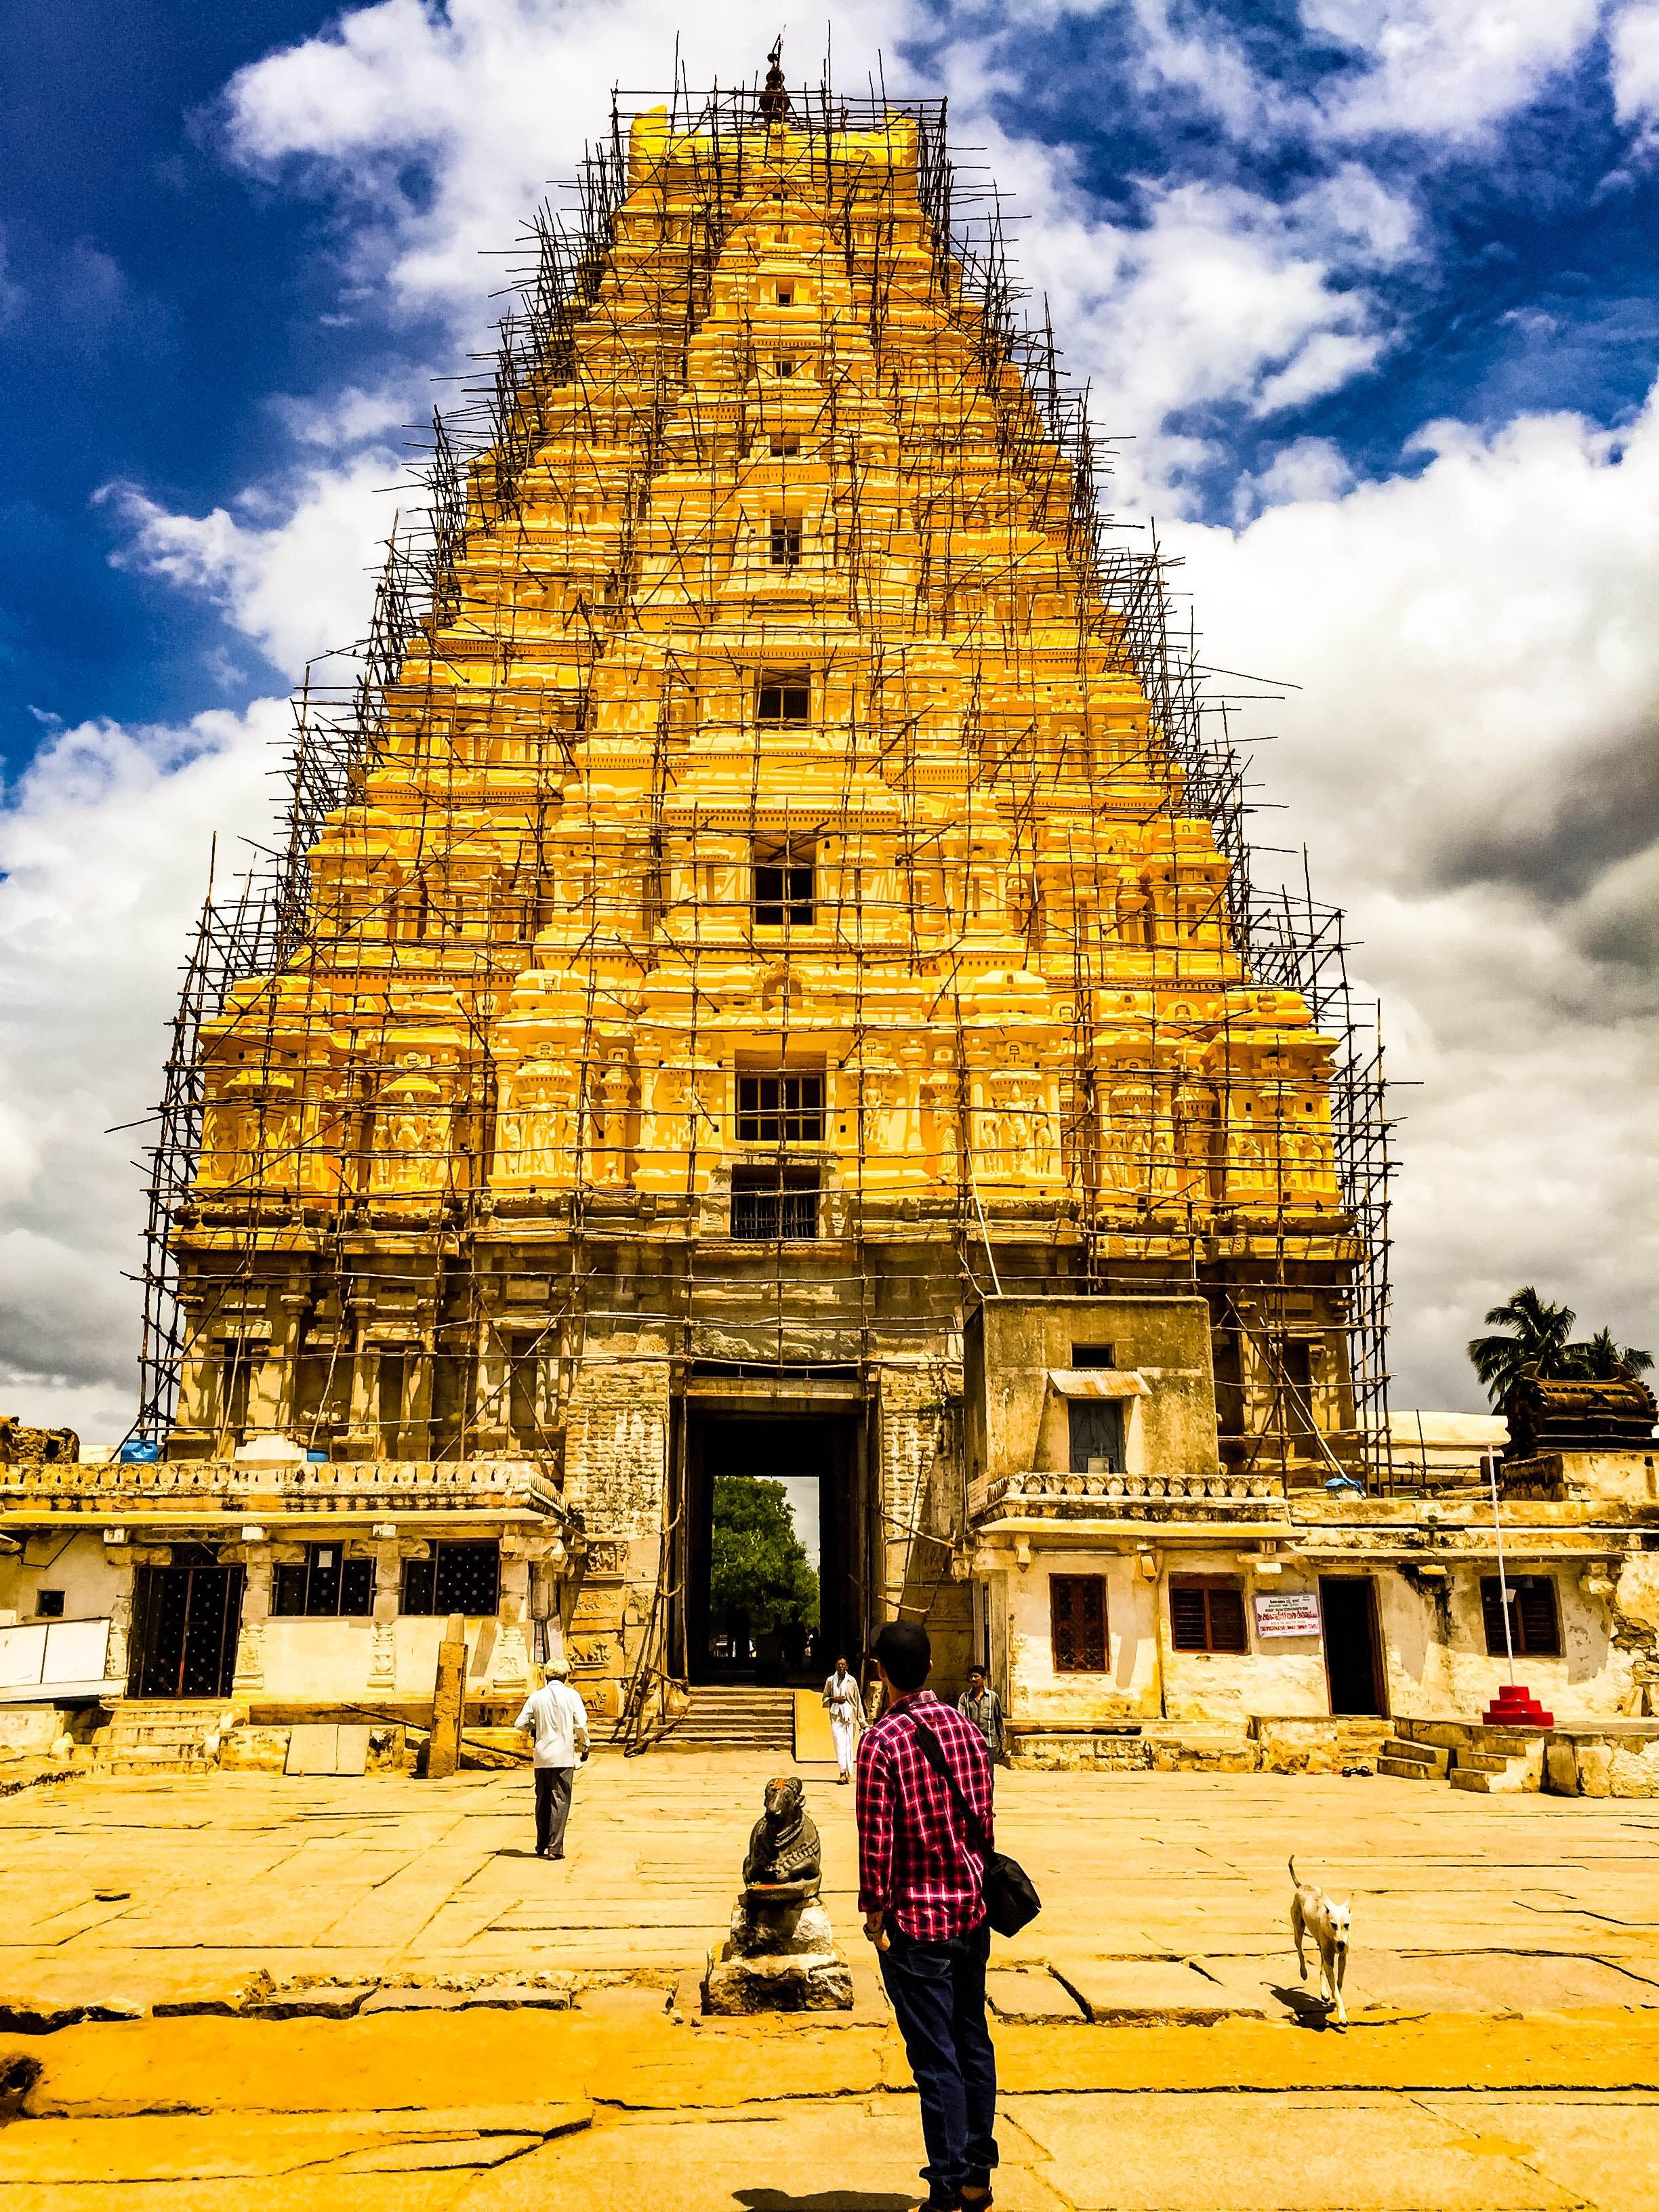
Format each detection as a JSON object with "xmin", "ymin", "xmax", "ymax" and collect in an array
[
  {"xmin": 272, "ymin": 1543, "xmax": 373, "ymax": 1619},
  {"xmin": 756, "ymin": 667, "xmax": 811, "ymax": 724},
  {"xmin": 752, "ymin": 838, "xmax": 815, "ymax": 928},
  {"xmin": 737, "ymin": 1072, "xmax": 824, "ymax": 1145},
  {"xmin": 401, "ymin": 1540, "xmax": 501, "ymax": 1617},
  {"xmin": 731, "ymin": 1164, "xmax": 821, "ymax": 1241}
]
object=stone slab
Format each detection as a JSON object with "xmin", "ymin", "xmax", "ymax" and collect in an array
[
  {"xmin": 986, "ymin": 1968, "xmax": 1088, "ymax": 2022},
  {"xmin": 1057, "ymin": 1958, "xmax": 1267, "ymax": 2024},
  {"xmin": 0, "ymin": 2103, "xmax": 591, "ymax": 2184},
  {"xmin": 1006, "ymin": 2089, "xmax": 1579, "ymax": 2209}
]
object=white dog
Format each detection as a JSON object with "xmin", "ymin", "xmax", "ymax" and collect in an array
[{"xmin": 1290, "ymin": 1857, "xmax": 1351, "ymax": 2026}]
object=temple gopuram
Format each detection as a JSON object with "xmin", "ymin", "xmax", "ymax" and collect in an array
[{"xmin": 3, "ymin": 65, "xmax": 1656, "ymax": 1785}]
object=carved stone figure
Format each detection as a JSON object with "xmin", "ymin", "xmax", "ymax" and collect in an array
[
  {"xmin": 703, "ymin": 1775, "xmax": 851, "ymax": 2015},
  {"xmin": 741, "ymin": 1773, "xmax": 821, "ymax": 1887}
]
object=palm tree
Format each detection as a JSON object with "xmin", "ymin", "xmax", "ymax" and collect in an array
[
  {"xmin": 1561, "ymin": 1327, "xmax": 1655, "ymax": 1381},
  {"xmin": 1467, "ymin": 1288, "xmax": 1578, "ymax": 1406}
]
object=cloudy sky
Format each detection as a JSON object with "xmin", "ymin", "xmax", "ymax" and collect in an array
[{"xmin": 2, "ymin": 0, "xmax": 1656, "ymax": 1439}]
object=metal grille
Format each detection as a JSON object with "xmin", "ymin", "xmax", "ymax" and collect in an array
[
  {"xmin": 730, "ymin": 1179, "xmax": 819, "ymax": 1240},
  {"xmin": 1050, "ymin": 1574, "xmax": 1108, "ymax": 1672}
]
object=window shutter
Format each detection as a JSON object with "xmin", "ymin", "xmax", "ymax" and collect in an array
[
  {"xmin": 1170, "ymin": 1583, "xmax": 1208, "ymax": 1651},
  {"xmin": 1208, "ymin": 1584, "xmax": 1248, "ymax": 1654},
  {"xmin": 1050, "ymin": 1574, "xmax": 1107, "ymax": 1671},
  {"xmin": 340, "ymin": 1556, "xmax": 375, "ymax": 1618},
  {"xmin": 1517, "ymin": 1578, "xmax": 1560, "ymax": 1657},
  {"xmin": 272, "ymin": 1562, "xmax": 307, "ymax": 1618},
  {"xmin": 1479, "ymin": 1579, "xmax": 1509, "ymax": 1657}
]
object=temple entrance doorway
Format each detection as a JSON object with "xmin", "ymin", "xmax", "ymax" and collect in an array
[
  {"xmin": 683, "ymin": 1409, "xmax": 866, "ymax": 1685},
  {"xmin": 129, "ymin": 1548, "xmax": 244, "ymax": 1699},
  {"xmin": 1319, "ymin": 1576, "xmax": 1387, "ymax": 1717}
]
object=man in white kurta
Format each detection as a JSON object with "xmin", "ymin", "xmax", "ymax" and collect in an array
[
  {"xmin": 514, "ymin": 1659, "xmax": 590, "ymax": 1859},
  {"xmin": 823, "ymin": 1656, "xmax": 861, "ymax": 1783}
]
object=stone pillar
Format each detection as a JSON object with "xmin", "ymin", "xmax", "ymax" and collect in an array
[
  {"xmin": 346, "ymin": 1335, "xmax": 381, "ymax": 1460},
  {"xmin": 231, "ymin": 1544, "xmax": 274, "ymax": 1696},
  {"xmin": 473, "ymin": 1280, "xmax": 511, "ymax": 1454},
  {"xmin": 102, "ymin": 1543, "xmax": 136, "ymax": 1688},
  {"xmin": 429, "ymin": 1614, "xmax": 467, "ymax": 1779},
  {"xmin": 489, "ymin": 1540, "xmax": 532, "ymax": 1694},
  {"xmin": 367, "ymin": 1532, "xmax": 407, "ymax": 1693}
]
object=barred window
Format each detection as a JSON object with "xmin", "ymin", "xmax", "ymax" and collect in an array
[
  {"xmin": 272, "ymin": 1544, "xmax": 374, "ymax": 1619},
  {"xmin": 1170, "ymin": 1576, "xmax": 1248, "ymax": 1654},
  {"xmin": 769, "ymin": 515, "xmax": 802, "ymax": 569},
  {"xmin": 400, "ymin": 1541, "xmax": 501, "ymax": 1618},
  {"xmin": 731, "ymin": 1167, "xmax": 819, "ymax": 1241},
  {"xmin": 1050, "ymin": 1574, "xmax": 1108, "ymax": 1672},
  {"xmin": 769, "ymin": 433, "xmax": 800, "ymax": 457},
  {"xmin": 753, "ymin": 839, "xmax": 814, "ymax": 928},
  {"xmin": 737, "ymin": 1073, "xmax": 823, "ymax": 1143},
  {"xmin": 1481, "ymin": 1576, "xmax": 1561, "ymax": 1658},
  {"xmin": 756, "ymin": 668, "xmax": 811, "ymax": 724}
]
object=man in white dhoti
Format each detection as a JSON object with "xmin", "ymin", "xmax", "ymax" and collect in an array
[
  {"xmin": 823, "ymin": 1654, "xmax": 861, "ymax": 1783},
  {"xmin": 514, "ymin": 1658, "xmax": 589, "ymax": 1859}
]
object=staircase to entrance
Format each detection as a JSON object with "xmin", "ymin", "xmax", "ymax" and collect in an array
[
  {"xmin": 98, "ymin": 1701, "xmax": 225, "ymax": 1776},
  {"xmin": 658, "ymin": 1685, "xmax": 796, "ymax": 1754}
]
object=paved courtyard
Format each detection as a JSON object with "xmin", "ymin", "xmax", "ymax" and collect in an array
[{"xmin": 3, "ymin": 1760, "xmax": 1659, "ymax": 2206}]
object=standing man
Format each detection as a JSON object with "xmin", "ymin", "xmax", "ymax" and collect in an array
[
  {"xmin": 514, "ymin": 1657, "xmax": 589, "ymax": 1860},
  {"xmin": 857, "ymin": 1618, "xmax": 996, "ymax": 2212},
  {"xmin": 956, "ymin": 1666, "xmax": 1004, "ymax": 1763},
  {"xmin": 823, "ymin": 1652, "xmax": 862, "ymax": 1784}
]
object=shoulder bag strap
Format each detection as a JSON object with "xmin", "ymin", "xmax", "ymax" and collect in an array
[{"xmin": 905, "ymin": 1713, "xmax": 991, "ymax": 1858}]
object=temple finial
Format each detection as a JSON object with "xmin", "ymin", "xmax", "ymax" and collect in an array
[{"xmin": 759, "ymin": 35, "xmax": 791, "ymax": 126}]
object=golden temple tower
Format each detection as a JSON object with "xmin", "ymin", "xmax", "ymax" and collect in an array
[{"xmin": 133, "ymin": 75, "xmax": 1389, "ymax": 1727}]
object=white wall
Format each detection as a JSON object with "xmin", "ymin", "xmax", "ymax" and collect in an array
[{"xmin": 0, "ymin": 1532, "xmax": 124, "ymax": 1624}]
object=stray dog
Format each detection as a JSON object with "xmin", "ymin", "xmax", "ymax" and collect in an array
[{"xmin": 1290, "ymin": 1857, "xmax": 1351, "ymax": 2026}]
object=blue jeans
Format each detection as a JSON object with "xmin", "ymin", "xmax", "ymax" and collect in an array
[{"xmin": 879, "ymin": 1918, "xmax": 998, "ymax": 2209}]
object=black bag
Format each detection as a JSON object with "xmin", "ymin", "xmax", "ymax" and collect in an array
[{"xmin": 907, "ymin": 1714, "xmax": 1041, "ymax": 1938}]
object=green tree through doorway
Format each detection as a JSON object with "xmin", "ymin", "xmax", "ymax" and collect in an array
[{"xmin": 710, "ymin": 1474, "xmax": 819, "ymax": 1667}]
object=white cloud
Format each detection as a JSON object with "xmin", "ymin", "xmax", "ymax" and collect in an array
[
  {"xmin": 1305, "ymin": 1, "xmax": 1605, "ymax": 140},
  {"xmin": 1172, "ymin": 384, "xmax": 1659, "ymax": 1406},
  {"xmin": 100, "ymin": 452, "xmax": 396, "ymax": 680},
  {"xmin": 222, "ymin": 0, "xmax": 924, "ymax": 314},
  {"xmin": 9, "ymin": 0, "xmax": 1656, "ymax": 1443},
  {"xmin": 0, "ymin": 707, "xmax": 284, "ymax": 1439},
  {"xmin": 1232, "ymin": 435, "xmax": 1358, "ymax": 520},
  {"xmin": 979, "ymin": 169, "xmax": 1413, "ymax": 501},
  {"xmin": 1610, "ymin": 1, "xmax": 1659, "ymax": 131}
]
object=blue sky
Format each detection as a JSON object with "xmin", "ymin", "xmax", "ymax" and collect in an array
[
  {"xmin": 1, "ymin": 0, "xmax": 1656, "ymax": 1431},
  {"xmin": 8, "ymin": 2, "xmax": 1659, "ymax": 758}
]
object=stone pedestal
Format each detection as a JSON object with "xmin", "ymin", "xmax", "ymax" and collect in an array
[{"xmin": 701, "ymin": 1878, "xmax": 853, "ymax": 2014}]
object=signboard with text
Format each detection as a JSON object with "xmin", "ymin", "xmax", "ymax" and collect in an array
[{"xmin": 1253, "ymin": 1591, "xmax": 1322, "ymax": 1639}]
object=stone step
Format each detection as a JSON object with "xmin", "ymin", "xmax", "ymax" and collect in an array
[
  {"xmin": 661, "ymin": 1688, "xmax": 797, "ymax": 1752},
  {"xmin": 1379, "ymin": 1738, "xmax": 1449, "ymax": 1776},
  {"xmin": 1378, "ymin": 1756, "xmax": 1445, "ymax": 1782},
  {"xmin": 103, "ymin": 1753, "xmax": 213, "ymax": 1776}
]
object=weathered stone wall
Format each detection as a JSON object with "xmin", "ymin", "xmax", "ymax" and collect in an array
[{"xmin": 561, "ymin": 1351, "xmax": 671, "ymax": 1542}]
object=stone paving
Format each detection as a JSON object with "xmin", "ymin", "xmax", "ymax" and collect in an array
[
  {"xmin": 3, "ymin": 1759, "xmax": 1659, "ymax": 2205},
  {"xmin": 2, "ymin": 1755, "xmax": 1658, "ymax": 2020}
]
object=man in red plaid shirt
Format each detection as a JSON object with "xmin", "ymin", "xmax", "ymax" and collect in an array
[{"xmin": 857, "ymin": 1618, "xmax": 997, "ymax": 2212}]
